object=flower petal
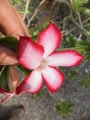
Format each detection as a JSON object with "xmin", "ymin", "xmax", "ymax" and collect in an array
[
  {"xmin": 37, "ymin": 22, "xmax": 62, "ymax": 58},
  {"xmin": 47, "ymin": 50, "xmax": 83, "ymax": 67},
  {"xmin": 16, "ymin": 70, "xmax": 43, "ymax": 94},
  {"xmin": 0, "ymin": 87, "xmax": 13, "ymax": 95},
  {"xmin": 1, "ymin": 94, "xmax": 15, "ymax": 103},
  {"xmin": 17, "ymin": 36, "xmax": 44, "ymax": 69},
  {"xmin": 0, "ymin": 87, "xmax": 15, "ymax": 103},
  {"xmin": 42, "ymin": 66, "xmax": 64, "ymax": 92}
]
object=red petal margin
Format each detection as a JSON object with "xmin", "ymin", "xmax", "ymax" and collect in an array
[
  {"xmin": 0, "ymin": 87, "xmax": 13, "ymax": 95},
  {"xmin": 42, "ymin": 66, "xmax": 64, "ymax": 92},
  {"xmin": 37, "ymin": 22, "xmax": 62, "ymax": 58},
  {"xmin": 0, "ymin": 87, "xmax": 15, "ymax": 103},
  {"xmin": 17, "ymin": 36, "xmax": 44, "ymax": 69},
  {"xmin": 16, "ymin": 70, "xmax": 43, "ymax": 94},
  {"xmin": 47, "ymin": 50, "xmax": 84, "ymax": 67},
  {"xmin": 1, "ymin": 94, "xmax": 15, "ymax": 103}
]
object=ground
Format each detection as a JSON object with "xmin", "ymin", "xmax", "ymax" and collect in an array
[{"xmin": 0, "ymin": 63, "xmax": 90, "ymax": 120}]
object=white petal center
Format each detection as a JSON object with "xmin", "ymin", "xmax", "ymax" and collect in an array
[{"xmin": 36, "ymin": 59, "xmax": 48, "ymax": 72}]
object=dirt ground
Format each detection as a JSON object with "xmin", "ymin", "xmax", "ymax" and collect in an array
[{"xmin": 0, "ymin": 62, "xmax": 90, "ymax": 120}]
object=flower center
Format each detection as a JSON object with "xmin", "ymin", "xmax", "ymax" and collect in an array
[{"xmin": 36, "ymin": 59, "xmax": 48, "ymax": 72}]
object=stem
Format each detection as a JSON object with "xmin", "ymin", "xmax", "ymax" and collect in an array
[
  {"xmin": 27, "ymin": 0, "xmax": 45, "ymax": 28},
  {"xmin": 23, "ymin": 0, "xmax": 31, "ymax": 20},
  {"xmin": 76, "ymin": 60, "xmax": 87, "ymax": 72}
]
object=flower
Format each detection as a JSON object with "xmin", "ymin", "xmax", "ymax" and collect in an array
[{"xmin": 16, "ymin": 22, "xmax": 83, "ymax": 94}]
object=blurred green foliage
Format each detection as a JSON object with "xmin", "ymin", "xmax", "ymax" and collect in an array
[{"xmin": 55, "ymin": 101, "xmax": 74, "ymax": 117}]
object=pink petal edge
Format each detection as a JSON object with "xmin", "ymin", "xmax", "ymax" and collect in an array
[
  {"xmin": 47, "ymin": 50, "xmax": 84, "ymax": 67},
  {"xmin": 0, "ymin": 87, "xmax": 13, "ymax": 95},
  {"xmin": 37, "ymin": 22, "xmax": 62, "ymax": 58},
  {"xmin": 0, "ymin": 87, "xmax": 15, "ymax": 103},
  {"xmin": 17, "ymin": 36, "xmax": 44, "ymax": 69},
  {"xmin": 16, "ymin": 70, "xmax": 43, "ymax": 94},
  {"xmin": 42, "ymin": 66, "xmax": 64, "ymax": 92},
  {"xmin": 1, "ymin": 94, "xmax": 15, "ymax": 103}
]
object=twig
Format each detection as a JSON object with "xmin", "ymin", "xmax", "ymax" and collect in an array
[
  {"xmin": 27, "ymin": 0, "xmax": 46, "ymax": 28},
  {"xmin": 72, "ymin": 18, "xmax": 88, "ymax": 35},
  {"xmin": 63, "ymin": 18, "xmax": 90, "ymax": 36},
  {"xmin": 0, "ymin": 66, "xmax": 5, "ymax": 76},
  {"xmin": 23, "ymin": 0, "xmax": 31, "ymax": 20},
  {"xmin": 83, "ymin": 18, "xmax": 90, "ymax": 24},
  {"xmin": 78, "ymin": 33, "xmax": 82, "ymax": 41},
  {"xmin": 77, "ymin": 12, "xmax": 83, "ymax": 27},
  {"xmin": 76, "ymin": 60, "xmax": 88, "ymax": 72},
  {"xmin": 62, "ymin": 16, "xmax": 69, "ymax": 31}
]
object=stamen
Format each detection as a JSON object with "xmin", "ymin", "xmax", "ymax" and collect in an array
[{"xmin": 36, "ymin": 59, "xmax": 48, "ymax": 72}]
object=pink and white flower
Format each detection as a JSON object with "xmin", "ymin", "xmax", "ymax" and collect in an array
[{"xmin": 16, "ymin": 22, "xmax": 83, "ymax": 94}]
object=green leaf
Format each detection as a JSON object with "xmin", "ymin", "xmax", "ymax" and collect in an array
[
  {"xmin": 72, "ymin": 0, "xmax": 88, "ymax": 10},
  {"xmin": 0, "ymin": 66, "xmax": 9, "ymax": 91},
  {"xmin": 76, "ymin": 40, "xmax": 90, "ymax": 61},
  {"xmin": 29, "ymin": 25, "xmax": 40, "ymax": 42},
  {"xmin": 79, "ymin": 7, "xmax": 90, "ymax": 17},
  {"xmin": 85, "ymin": 53, "xmax": 90, "ymax": 61},
  {"xmin": 18, "ymin": 65, "xmax": 31, "ymax": 76},
  {"xmin": 76, "ymin": 41, "xmax": 90, "ymax": 51},
  {"xmin": 55, "ymin": 100, "xmax": 74, "ymax": 117},
  {"xmin": 78, "ymin": 73, "xmax": 90, "ymax": 89},
  {"xmin": 67, "ymin": 68, "xmax": 77, "ymax": 81},
  {"xmin": 34, "ymin": 89, "xmax": 43, "ymax": 98},
  {"xmin": 41, "ymin": 22, "xmax": 49, "ymax": 30},
  {"xmin": 66, "ymin": 34, "xmax": 75, "ymax": 47},
  {"xmin": 0, "ymin": 37, "xmax": 18, "ymax": 51}
]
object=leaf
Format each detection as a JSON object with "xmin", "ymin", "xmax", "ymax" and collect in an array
[
  {"xmin": 79, "ymin": 7, "xmax": 90, "ymax": 17},
  {"xmin": 29, "ymin": 25, "xmax": 40, "ymax": 42},
  {"xmin": 0, "ymin": 66, "xmax": 9, "ymax": 91},
  {"xmin": 41, "ymin": 22, "xmax": 50, "ymax": 30},
  {"xmin": 67, "ymin": 69, "xmax": 77, "ymax": 81},
  {"xmin": 35, "ymin": 89, "xmax": 43, "ymax": 98},
  {"xmin": 18, "ymin": 65, "xmax": 31, "ymax": 76},
  {"xmin": 76, "ymin": 40, "xmax": 90, "ymax": 61},
  {"xmin": 55, "ymin": 101, "xmax": 74, "ymax": 117},
  {"xmin": 0, "ymin": 37, "xmax": 18, "ymax": 52},
  {"xmin": 78, "ymin": 73, "xmax": 90, "ymax": 89},
  {"xmin": 85, "ymin": 53, "xmax": 90, "ymax": 61},
  {"xmin": 76, "ymin": 41, "xmax": 90, "ymax": 51},
  {"xmin": 72, "ymin": 0, "xmax": 88, "ymax": 10},
  {"xmin": 66, "ymin": 34, "xmax": 75, "ymax": 47}
]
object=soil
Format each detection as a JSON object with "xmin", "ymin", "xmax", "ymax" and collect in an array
[{"xmin": 0, "ymin": 63, "xmax": 90, "ymax": 120}]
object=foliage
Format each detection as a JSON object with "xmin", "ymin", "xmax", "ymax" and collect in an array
[
  {"xmin": 71, "ymin": 0, "xmax": 88, "ymax": 10},
  {"xmin": 0, "ymin": 66, "xmax": 9, "ymax": 91},
  {"xmin": 29, "ymin": 22, "xmax": 50, "ymax": 41},
  {"xmin": 35, "ymin": 90, "xmax": 43, "ymax": 98},
  {"xmin": 67, "ymin": 68, "xmax": 77, "ymax": 81},
  {"xmin": 78, "ymin": 73, "xmax": 90, "ymax": 89},
  {"xmin": 55, "ymin": 101, "xmax": 74, "ymax": 117}
]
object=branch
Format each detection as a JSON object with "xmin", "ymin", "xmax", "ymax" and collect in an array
[
  {"xmin": 27, "ymin": 0, "xmax": 45, "ymax": 28},
  {"xmin": 23, "ymin": 0, "xmax": 31, "ymax": 20}
]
